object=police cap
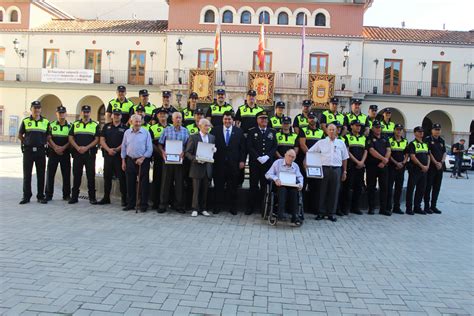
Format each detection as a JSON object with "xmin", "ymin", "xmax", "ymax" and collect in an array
[
  {"xmin": 216, "ymin": 88, "xmax": 226, "ymax": 95},
  {"xmin": 414, "ymin": 126, "xmax": 424, "ymax": 133},
  {"xmin": 117, "ymin": 85, "xmax": 126, "ymax": 92},
  {"xmin": 371, "ymin": 120, "xmax": 382, "ymax": 128},
  {"xmin": 432, "ymin": 123, "xmax": 441, "ymax": 130},
  {"xmin": 135, "ymin": 105, "xmax": 146, "ymax": 112},
  {"xmin": 247, "ymin": 89, "xmax": 257, "ymax": 96},
  {"xmin": 56, "ymin": 105, "xmax": 66, "ymax": 113},
  {"xmin": 189, "ymin": 92, "xmax": 199, "ymax": 99},
  {"xmin": 31, "ymin": 101, "xmax": 41, "ymax": 108},
  {"xmin": 351, "ymin": 98, "xmax": 362, "ymax": 104},
  {"xmin": 302, "ymin": 99, "xmax": 312, "ymax": 107},
  {"xmin": 81, "ymin": 105, "xmax": 91, "ymax": 112},
  {"xmin": 275, "ymin": 101, "xmax": 285, "ymax": 108},
  {"xmin": 257, "ymin": 111, "xmax": 269, "ymax": 118},
  {"xmin": 351, "ymin": 119, "xmax": 362, "ymax": 126},
  {"xmin": 139, "ymin": 89, "xmax": 149, "ymax": 96},
  {"xmin": 195, "ymin": 108, "xmax": 204, "ymax": 115},
  {"xmin": 308, "ymin": 111, "xmax": 317, "ymax": 119},
  {"xmin": 329, "ymin": 97, "xmax": 339, "ymax": 104},
  {"xmin": 394, "ymin": 123, "xmax": 404, "ymax": 129},
  {"xmin": 162, "ymin": 91, "xmax": 171, "ymax": 98},
  {"xmin": 282, "ymin": 116, "xmax": 291, "ymax": 124},
  {"xmin": 369, "ymin": 104, "xmax": 378, "ymax": 111}
]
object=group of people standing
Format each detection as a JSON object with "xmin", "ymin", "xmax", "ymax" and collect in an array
[{"xmin": 18, "ymin": 85, "xmax": 448, "ymax": 224}]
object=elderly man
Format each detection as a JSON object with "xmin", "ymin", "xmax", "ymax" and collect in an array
[
  {"xmin": 121, "ymin": 114, "xmax": 153, "ymax": 212},
  {"xmin": 308, "ymin": 123, "xmax": 349, "ymax": 222},
  {"xmin": 185, "ymin": 118, "xmax": 215, "ymax": 217},
  {"xmin": 158, "ymin": 112, "xmax": 190, "ymax": 213},
  {"xmin": 265, "ymin": 149, "xmax": 304, "ymax": 226}
]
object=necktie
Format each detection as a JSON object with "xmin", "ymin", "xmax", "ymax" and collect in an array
[
  {"xmin": 225, "ymin": 128, "xmax": 230, "ymax": 146},
  {"xmin": 261, "ymin": 129, "xmax": 265, "ymax": 134}
]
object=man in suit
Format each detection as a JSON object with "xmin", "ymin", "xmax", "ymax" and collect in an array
[
  {"xmin": 246, "ymin": 111, "xmax": 278, "ymax": 215},
  {"xmin": 185, "ymin": 118, "xmax": 215, "ymax": 217},
  {"xmin": 211, "ymin": 111, "xmax": 246, "ymax": 215}
]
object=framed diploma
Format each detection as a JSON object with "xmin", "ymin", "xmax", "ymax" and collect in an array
[
  {"xmin": 279, "ymin": 171, "xmax": 299, "ymax": 188},
  {"xmin": 165, "ymin": 140, "xmax": 183, "ymax": 164},
  {"xmin": 306, "ymin": 151, "xmax": 324, "ymax": 178},
  {"xmin": 196, "ymin": 142, "xmax": 215, "ymax": 163},
  {"xmin": 307, "ymin": 167, "xmax": 323, "ymax": 178}
]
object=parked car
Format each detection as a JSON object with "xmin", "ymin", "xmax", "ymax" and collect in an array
[{"xmin": 443, "ymin": 144, "xmax": 473, "ymax": 171}]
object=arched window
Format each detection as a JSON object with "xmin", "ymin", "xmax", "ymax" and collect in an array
[
  {"xmin": 277, "ymin": 12, "xmax": 288, "ymax": 25},
  {"xmin": 240, "ymin": 10, "xmax": 251, "ymax": 24},
  {"xmin": 0, "ymin": 10, "xmax": 3, "ymax": 22},
  {"xmin": 10, "ymin": 9, "xmax": 18, "ymax": 22},
  {"xmin": 258, "ymin": 11, "xmax": 270, "ymax": 24},
  {"xmin": 204, "ymin": 10, "xmax": 215, "ymax": 23},
  {"xmin": 222, "ymin": 10, "xmax": 233, "ymax": 23},
  {"xmin": 296, "ymin": 12, "xmax": 307, "ymax": 26},
  {"xmin": 315, "ymin": 13, "xmax": 326, "ymax": 26}
]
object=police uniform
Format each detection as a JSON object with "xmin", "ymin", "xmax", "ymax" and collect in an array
[
  {"xmin": 344, "ymin": 99, "xmax": 369, "ymax": 130},
  {"xmin": 206, "ymin": 89, "xmax": 234, "ymax": 127},
  {"xmin": 406, "ymin": 127, "xmax": 430, "ymax": 214},
  {"xmin": 246, "ymin": 111, "xmax": 278, "ymax": 214},
  {"xmin": 99, "ymin": 112, "xmax": 128, "ymax": 205},
  {"xmin": 341, "ymin": 122, "xmax": 367, "ymax": 215},
  {"xmin": 235, "ymin": 91, "xmax": 264, "ymax": 134},
  {"xmin": 269, "ymin": 101, "xmax": 286, "ymax": 132},
  {"xmin": 366, "ymin": 121, "xmax": 390, "ymax": 215},
  {"xmin": 293, "ymin": 100, "xmax": 312, "ymax": 133},
  {"xmin": 19, "ymin": 101, "xmax": 49, "ymax": 204},
  {"xmin": 45, "ymin": 106, "xmax": 71, "ymax": 201},
  {"xmin": 387, "ymin": 126, "xmax": 408, "ymax": 214},
  {"xmin": 149, "ymin": 110, "xmax": 169, "ymax": 209},
  {"xmin": 321, "ymin": 98, "xmax": 345, "ymax": 127},
  {"xmin": 69, "ymin": 106, "xmax": 100, "ymax": 204},
  {"xmin": 381, "ymin": 109, "xmax": 395, "ymax": 139},
  {"xmin": 275, "ymin": 117, "xmax": 298, "ymax": 157},
  {"xmin": 106, "ymin": 86, "xmax": 134, "ymax": 125},
  {"xmin": 182, "ymin": 92, "xmax": 199, "ymax": 127},
  {"xmin": 152, "ymin": 91, "xmax": 178, "ymax": 124},
  {"xmin": 423, "ymin": 124, "xmax": 445, "ymax": 214}
]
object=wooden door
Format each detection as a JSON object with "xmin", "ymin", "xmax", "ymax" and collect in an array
[
  {"xmin": 431, "ymin": 61, "xmax": 450, "ymax": 97},
  {"xmin": 85, "ymin": 50, "xmax": 102, "ymax": 83},
  {"xmin": 383, "ymin": 59, "xmax": 402, "ymax": 95},
  {"xmin": 128, "ymin": 50, "xmax": 146, "ymax": 85}
]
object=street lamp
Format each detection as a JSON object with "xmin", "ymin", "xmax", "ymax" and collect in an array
[
  {"xmin": 13, "ymin": 38, "xmax": 26, "ymax": 58},
  {"xmin": 464, "ymin": 63, "xmax": 474, "ymax": 99},
  {"xmin": 176, "ymin": 39, "xmax": 183, "ymax": 84},
  {"xmin": 106, "ymin": 50, "xmax": 115, "ymax": 84},
  {"xmin": 343, "ymin": 45, "xmax": 350, "ymax": 75},
  {"xmin": 65, "ymin": 50, "xmax": 75, "ymax": 69},
  {"xmin": 417, "ymin": 61, "xmax": 427, "ymax": 96},
  {"xmin": 373, "ymin": 59, "xmax": 379, "ymax": 94},
  {"xmin": 149, "ymin": 51, "xmax": 157, "ymax": 85},
  {"xmin": 176, "ymin": 91, "xmax": 183, "ymax": 108}
]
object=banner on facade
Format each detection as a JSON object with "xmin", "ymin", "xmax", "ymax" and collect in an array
[
  {"xmin": 189, "ymin": 69, "xmax": 215, "ymax": 104},
  {"xmin": 41, "ymin": 68, "xmax": 94, "ymax": 84},
  {"xmin": 248, "ymin": 71, "xmax": 275, "ymax": 107},
  {"xmin": 308, "ymin": 73, "xmax": 335, "ymax": 108}
]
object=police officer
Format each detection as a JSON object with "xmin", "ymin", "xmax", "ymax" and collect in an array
[
  {"xmin": 335, "ymin": 121, "xmax": 346, "ymax": 140},
  {"xmin": 182, "ymin": 92, "xmax": 199, "ymax": 127},
  {"xmin": 423, "ymin": 123, "xmax": 445, "ymax": 214},
  {"xmin": 387, "ymin": 124, "xmax": 408, "ymax": 214},
  {"xmin": 235, "ymin": 89, "xmax": 263, "ymax": 134},
  {"xmin": 68, "ymin": 105, "xmax": 100, "ymax": 204},
  {"xmin": 186, "ymin": 108, "xmax": 205, "ymax": 135},
  {"xmin": 293, "ymin": 100, "xmax": 311, "ymax": 135},
  {"xmin": 321, "ymin": 97, "xmax": 344, "ymax": 135},
  {"xmin": 130, "ymin": 89, "xmax": 155, "ymax": 124},
  {"xmin": 152, "ymin": 91, "xmax": 178, "ymax": 124},
  {"xmin": 269, "ymin": 101, "xmax": 286, "ymax": 131},
  {"xmin": 344, "ymin": 98, "xmax": 369, "ymax": 132},
  {"xmin": 381, "ymin": 108, "xmax": 395, "ymax": 139},
  {"xmin": 206, "ymin": 89, "xmax": 234, "ymax": 127},
  {"xmin": 98, "ymin": 109, "xmax": 127, "ymax": 206},
  {"xmin": 366, "ymin": 120, "xmax": 391, "ymax": 215},
  {"xmin": 340, "ymin": 120, "xmax": 367, "ymax": 216},
  {"xmin": 134, "ymin": 105, "xmax": 152, "ymax": 131},
  {"xmin": 406, "ymin": 126, "xmax": 430, "ymax": 215},
  {"xmin": 276, "ymin": 116, "xmax": 298, "ymax": 158},
  {"xmin": 150, "ymin": 108, "xmax": 169, "ymax": 209},
  {"xmin": 246, "ymin": 111, "xmax": 277, "ymax": 215},
  {"xmin": 299, "ymin": 111, "xmax": 324, "ymax": 214},
  {"xmin": 45, "ymin": 105, "xmax": 71, "ymax": 201},
  {"xmin": 18, "ymin": 101, "xmax": 49, "ymax": 204},
  {"xmin": 366, "ymin": 104, "xmax": 378, "ymax": 132},
  {"xmin": 106, "ymin": 85, "xmax": 134, "ymax": 124}
]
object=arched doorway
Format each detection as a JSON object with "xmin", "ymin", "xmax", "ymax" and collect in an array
[
  {"xmin": 37, "ymin": 94, "xmax": 62, "ymax": 121},
  {"xmin": 77, "ymin": 95, "xmax": 105, "ymax": 123},
  {"xmin": 422, "ymin": 110, "xmax": 453, "ymax": 144},
  {"xmin": 377, "ymin": 107, "xmax": 406, "ymax": 126}
]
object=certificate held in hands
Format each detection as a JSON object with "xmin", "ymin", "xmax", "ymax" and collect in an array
[
  {"xmin": 306, "ymin": 151, "xmax": 324, "ymax": 178},
  {"xmin": 196, "ymin": 142, "xmax": 215, "ymax": 163},
  {"xmin": 165, "ymin": 140, "xmax": 183, "ymax": 164}
]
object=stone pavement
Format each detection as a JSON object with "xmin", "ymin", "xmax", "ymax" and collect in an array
[{"xmin": 0, "ymin": 143, "xmax": 473, "ymax": 316}]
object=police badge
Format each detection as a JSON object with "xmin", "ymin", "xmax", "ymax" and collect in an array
[{"xmin": 268, "ymin": 133, "xmax": 273, "ymax": 140}]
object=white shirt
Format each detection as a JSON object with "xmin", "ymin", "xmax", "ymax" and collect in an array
[
  {"xmin": 199, "ymin": 132, "xmax": 209, "ymax": 143},
  {"xmin": 308, "ymin": 136, "xmax": 349, "ymax": 167},
  {"xmin": 223, "ymin": 126, "xmax": 233, "ymax": 138}
]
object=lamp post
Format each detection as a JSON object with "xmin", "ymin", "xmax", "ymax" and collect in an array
[
  {"xmin": 65, "ymin": 50, "xmax": 75, "ymax": 69},
  {"xmin": 464, "ymin": 63, "xmax": 474, "ymax": 99},
  {"xmin": 373, "ymin": 59, "xmax": 379, "ymax": 94},
  {"xmin": 149, "ymin": 51, "xmax": 157, "ymax": 85},
  {"xmin": 13, "ymin": 38, "xmax": 26, "ymax": 81},
  {"xmin": 343, "ymin": 45, "xmax": 350, "ymax": 75},
  {"xmin": 176, "ymin": 91, "xmax": 183, "ymax": 109},
  {"xmin": 176, "ymin": 39, "xmax": 183, "ymax": 84},
  {"xmin": 106, "ymin": 50, "xmax": 115, "ymax": 84},
  {"xmin": 418, "ymin": 61, "xmax": 427, "ymax": 96}
]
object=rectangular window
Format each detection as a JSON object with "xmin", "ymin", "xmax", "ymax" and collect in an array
[
  {"xmin": 0, "ymin": 47, "xmax": 4, "ymax": 81},
  {"xmin": 383, "ymin": 59, "xmax": 402, "ymax": 95},
  {"xmin": 85, "ymin": 49, "xmax": 102, "ymax": 83},
  {"xmin": 309, "ymin": 53, "xmax": 328, "ymax": 73},
  {"xmin": 43, "ymin": 49, "xmax": 59, "ymax": 69},
  {"xmin": 431, "ymin": 61, "xmax": 450, "ymax": 97},
  {"xmin": 128, "ymin": 50, "xmax": 146, "ymax": 85},
  {"xmin": 0, "ymin": 107, "xmax": 3, "ymax": 135},
  {"xmin": 198, "ymin": 49, "xmax": 214, "ymax": 69},
  {"xmin": 253, "ymin": 51, "xmax": 272, "ymax": 72}
]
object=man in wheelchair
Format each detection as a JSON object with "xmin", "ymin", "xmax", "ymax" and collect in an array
[{"xmin": 265, "ymin": 149, "xmax": 304, "ymax": 225}]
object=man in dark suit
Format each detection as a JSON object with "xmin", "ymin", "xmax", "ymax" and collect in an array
[
  {"xmin": 211, "ymin": 111, "xmax": 246, "ymax": 215},
  {"xmin": 246, "ymin": 111, "xmax": 278, "ymax": 215},
  {"xmin": 185, "ymin": 118, "xmax": 216, "ymax": 217}
]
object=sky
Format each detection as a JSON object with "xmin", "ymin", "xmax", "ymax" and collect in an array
[{"xmin": 49, "ymin": 0, "xmax": 473, "ymax": 31}]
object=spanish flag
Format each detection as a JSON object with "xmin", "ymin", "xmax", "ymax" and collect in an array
[
  {"xmin": 257, "ymin": 23, "xmax": 265, "ymax": 71},
  {"xmin": 213, "ymin": 18, "xmax": 221, "ymax": 69}
]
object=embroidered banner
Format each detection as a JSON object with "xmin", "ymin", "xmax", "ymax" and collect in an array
[
  {"xmin": 248, "ymin": 71, "xmax": 275, "ymax": 107},
  {"xmin": 308, "ymin": 73, "xmax": 335, "ymax": 108},
  {"xmin": 189, "ymin": 69, "xmax": 215, "ymax": 104}
]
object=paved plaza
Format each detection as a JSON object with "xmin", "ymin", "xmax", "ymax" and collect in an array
[{"xmin": 0, "ymin": 143, "xmax": 473, "ymax": 316}]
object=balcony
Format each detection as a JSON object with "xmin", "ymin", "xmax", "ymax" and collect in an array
[{"xmin": 359, "ymin": 78, "xmax": 473, "ymax": 99}]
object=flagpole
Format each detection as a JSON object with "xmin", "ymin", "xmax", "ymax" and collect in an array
[
  {"xmin": 299, "ymin": 14, "xmax": 306, "ymax": 89},
  {"xmin": 220, "ymin": 30, "xmax": 224, "ymax": 85}
]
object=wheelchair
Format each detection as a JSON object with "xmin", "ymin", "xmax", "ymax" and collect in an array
[{"xmin": 261, "ymin": 181, "xmax": 304, "ymax": 226}]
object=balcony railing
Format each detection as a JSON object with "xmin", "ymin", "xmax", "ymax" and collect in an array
[
  {"xmin": 359, "ymin": 78, "xmax": 473, "ymax": 99},
  {"xmin": 2, "ymin": 67, "xmax": 168, "ymax": 86}
]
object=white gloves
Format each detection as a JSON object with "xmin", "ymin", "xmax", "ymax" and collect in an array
[{"xmin": 257, "ymin": 155, "xmax": 270, "ymax": 164}]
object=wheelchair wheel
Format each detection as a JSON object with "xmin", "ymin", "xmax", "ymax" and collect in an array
[
  {"xmin": 262, "ymin": 184, "xmax": 271, "ymax": 219},
  {"xmin": 268, "ymin": 212, "xmax": 278, "ymax": 226}
]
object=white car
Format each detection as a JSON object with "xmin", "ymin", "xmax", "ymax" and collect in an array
[{"xmin": 444, "ymin": 145, "xmax": 472, "ymax": 171}]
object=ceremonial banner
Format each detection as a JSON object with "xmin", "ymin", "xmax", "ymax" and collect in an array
[
  {"xmin": 189, "ymin": 69, "xmax": 215, "ymax": 103},
  {"xmin": 248, "ymin": 71, "xmax": 274, "ymax": 106},
  {"xmin": 308, "ymin": 73, "xmax": 335, "ymax": 108}
]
